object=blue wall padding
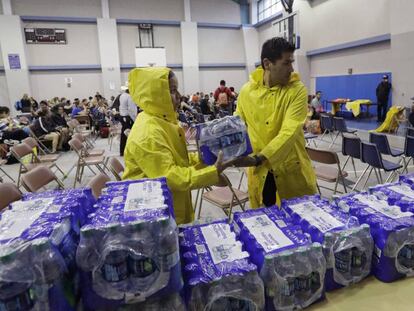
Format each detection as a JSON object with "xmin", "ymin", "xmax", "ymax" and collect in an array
[{"xmin": 315, "ymin": 72, "xmax": 392, "ymax": 117}]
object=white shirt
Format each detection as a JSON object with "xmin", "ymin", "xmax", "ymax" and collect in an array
[{"xmin": 119, "ymin": 92, "xmax": 137, "ymax": 120}]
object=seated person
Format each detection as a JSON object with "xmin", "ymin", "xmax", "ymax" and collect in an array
[
  {"xmin": 29, "ymin": 112, "xmax": 63, "ymax": 153},
  {"xmin": 0, "ymin": 106, "xmax": 28, "ymax": 143},
  {"xmin": 310, "ymin": 91, "xmax": 324, "ymax": 119},
  {"xmin": 33, "ymin": 100, "xmax": 51, "ymax": 119},
  {"xmin": 51, "ymin": 105, "xmax": 70, "ymax": 149}
]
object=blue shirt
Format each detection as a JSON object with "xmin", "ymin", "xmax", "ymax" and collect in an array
[{"xmin": 71, "ymin": 106, "xmax": 82, "ymax": 118}]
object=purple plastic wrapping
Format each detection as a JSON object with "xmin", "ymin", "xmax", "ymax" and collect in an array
[
  {"xmin": 76, "ymin": 178, "xmax": 182, "ymax": 309},
  {"xmin": 0, "ymin": 189, "xmax": 92, "ymax": 311},
  {"xmin": 336, "ymin": 191, "xmax": 414, "ymax": 282},
  {"xmin": 196, "ymin": 116, "xmax": 253, "ymax": 165},
  {"xmin": 282, "ymin": 195, "xmax": 373, "ymax": 291},
  {"xmin": 233, "ymin": 207, "xmax": 326, "ymax": 310},
  {"xmin": 179, "ymin": 219, "xmax": 265, "ymax": 311}
]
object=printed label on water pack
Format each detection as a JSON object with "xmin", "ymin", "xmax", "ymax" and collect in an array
[
  {"xmin": 0, "ymin": 199, "xmax": 53, "ymax": 241},
  {"xmin": 240, "ymin": 215, "xmax": 294, "ymax": 252},
  {"xmin": 200, "ymin": 223, "xmax": 249, "ymax": 264},
  {"xmin": 124, "ymin": 182, "xmax": 165, "ymax": 212},
  {"xmin": 389, "ymin": 185, "xmax": 414, "ymax": 199},
  {"xmin": 289, "ymin": 202, "xmax": 344, "ymax": 233},
  {"xmin": 354, "ymin": 195, "xmax": 414, "ymax": 219}
]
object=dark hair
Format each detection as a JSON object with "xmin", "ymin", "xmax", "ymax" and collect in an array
[
  {"xmin": 168, "ymin": 71, "xmax": 175, "ymax": 79},
  {"xmin": 39, "ymin": 100, "xmax": 48, "ymax": 106},
  {"xmin": 230, "ymin": 87, "xmax": 235, "ymax": 92},
  {"xmin": 220, "ymin": 80, "xmax": 226, "ymax": 86},
  {"xmin": 261, "ymin": 37, "xmax": 295, "ymax": 68},
  {"xmin": 0, "ymin": 106, "xmax": 10, "ymax": 114}
]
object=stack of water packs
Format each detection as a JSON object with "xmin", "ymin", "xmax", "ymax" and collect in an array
[
  {"xmin": 179, "ymin": 220, "xmax": 265, "ymax": 311},
  {"xmin": 233, "ymin": 208, "xmax": 326, "ymax": 310},
  {"xmin": 282, "ymin": 195, "xmax": 373, "ymax": 291},
  {"xmin": 336, "ymin": 190, "xmax": 414, "ymax": 282},
  {"xmin": 0, "ymin": 188, "xmax": 94, "ymax": 311},
  {"xmin": 76, "ymin": 178, "xmax": 183, "ymax": 310},
  {"xmin": 196, "ymin": 116, "xmax": 252, "ymax": 165}
]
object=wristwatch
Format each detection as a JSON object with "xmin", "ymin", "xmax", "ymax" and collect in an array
[{"xmin": 253, "ymin": 155, "xmax": 263, "ymax": 167}]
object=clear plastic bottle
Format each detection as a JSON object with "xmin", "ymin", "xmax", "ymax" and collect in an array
[{"xmin": 0, "ymin": 252, "xmax": 34, "ymax": 311}]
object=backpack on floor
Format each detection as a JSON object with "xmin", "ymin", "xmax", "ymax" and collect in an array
[{"xmin": 100, "ymin": 127, "xmax": 109, "ymax": 138}]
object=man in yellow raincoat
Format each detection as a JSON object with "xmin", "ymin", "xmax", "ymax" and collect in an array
[
  {"xmin": 123, "ymin": 67, "xmax": 229, "ymax": 224},
  {"xmin": 233, "ymin": 37, "xmax": 317, "ymax": 208}
]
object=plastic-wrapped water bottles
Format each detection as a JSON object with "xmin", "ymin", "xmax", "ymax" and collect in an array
[
  {"xmin": 233, "ymin": 207, "xmax": 325, "ymax": 310},
  {"xmin": 196, "ymin": 116, "xmax": 253, "ymax": 165},
  {"xmin": 179, "ymin": 219, "xmax": 265, "ymax": 311},
  {"xmin": 335, "ymin": 192, "xmax": 414, "ymax": 282},
  {"xmin": 0, "ymin": 189, "xmax": 91, "ymax": 311},
  {"xmin": 282, "ymin": 195, "xmax": 373, "ymax": 291},
  {"xmin": 76, "ymin": 178, "xmax": 182, "ymax": 310}
]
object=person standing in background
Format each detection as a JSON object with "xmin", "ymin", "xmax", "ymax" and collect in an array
[
  {"xmin": 119, "ymin": 88, "xmax": 137, "ymax": 156},
  {"xmin": 376, "ymin": 75, "xmax": 392, "ymax": 122}
]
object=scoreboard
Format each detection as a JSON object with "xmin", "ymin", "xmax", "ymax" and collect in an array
[{"xmin": 24, "ymin": 28, "xmax": 67, "ymax": 44}]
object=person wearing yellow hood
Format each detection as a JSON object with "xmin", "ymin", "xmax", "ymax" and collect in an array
[
  {"xmin": 123, "ymin": 67, "xmax": 230, "ymax": 224},
  {"xmin": 231, "ymin": 37, "xmax": 317, "ymax": 208}
]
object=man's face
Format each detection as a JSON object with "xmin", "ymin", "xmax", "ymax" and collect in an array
[
  {"xmin": 383, "ymin": 78, "xmax": 388, "ymax": 83},
  {"xmin": 264, "ymin": 52, "xmax": 294, "ymax": 86},
  {"xmin": 169, "ymin": 75, "xmax": 181, "ymax": 111},
  {"xmin": 0, "ymin": 111, "xmax": 7, "ymax": 118},
  {"xmin": 316, "ymin": 92, "xmax": 322, "ymax": 100},
  {"xmin": 40, "ymin": 103, "xmax": 48, "ymax": 112}
]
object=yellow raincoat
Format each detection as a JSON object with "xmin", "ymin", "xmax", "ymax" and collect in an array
[
  {"xmin": 235, "ymin": 67, "xmax": 317, "ymax": 208},
  {"xmin": 374, "ymin": 106, "xmax": 405, "ymax": 133},
  {"xmin": 123, "ymin": 67, "xmax": 219, "ymax": 224}
]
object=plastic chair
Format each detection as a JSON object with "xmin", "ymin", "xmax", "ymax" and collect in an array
[
  {"xmin": 69, "ymin": 138, "xmax": 107, "ymax": 187},
  {"xmin": 108, "ymin": 157, "xmax": 124, "ymax": 181},
  {"xmin": 304, "ymin": 132, "xmax": 318, "ymax": 147},
  {"xmin": 0, "ymin": 183, "xmax": 22, "ymax": 211},
  {"xmin": 359, "ymin": 142, "xmax": 402, "ymax": 189},
  {"xmin": 369, "ymin": 132, "xmax": 406, "ymax": 169},
  {"xmin": 319, "ymin": 114, "xmax": 335, "ymax": 146},
  {"xmin": 21, "ymin": 165, "xmax": 65, "ymax": 192},
  {"xmin": 332, "ymin": 117, "xmax": 357, "ymax": 147},
  {"xmin": 306, "ymin": 147, "xmax": 348, "ymax": 195},
  {"xmin": 402, "ymin": 135, "xmax": 414, "ymax": 173},
  {"xmin": 87, "ymin": 173, "xmax": 111, "ymax": 198},
  {"xmin": 196, "ymin": 173, "xmax": 248, "ymax": 220}
]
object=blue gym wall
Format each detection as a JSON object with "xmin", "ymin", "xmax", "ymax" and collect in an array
[{"xmin": 316, "ymin": 72, "xmax": 392, "ymax": 117}]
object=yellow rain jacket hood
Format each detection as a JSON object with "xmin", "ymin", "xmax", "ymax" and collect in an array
[
  {"xmin": 122, "ymin": 67, "xmax": 219, "ymax": 224},
  {"xmin": 235, "ymin": 67, "xmax": 317, "ymax": 207}
]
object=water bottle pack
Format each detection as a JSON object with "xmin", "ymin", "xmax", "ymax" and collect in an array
[
  {"xmin": 369, "ymin": 181, "xmax": 414, "ymax": 214},
  {"xmin": 76, "ymin": 178, "xmax": 182, "ymax": 310},
  {"xmin": 0, "ymin": 189, "xmax": 92, "ymax": 311},
  {"xmin": 196, "ymin": 116, "xmax": 253, "ymax": 165},
  {"xmin": 281, "ymin": 195, "xmax": 373, "ymax": 291},
  {"xmin": 179, "ymin": 219, "xmax": 265, "ymax": 311},
  {"xmin": 233, "ymin": 208, "xmax": 326, "ymax": 310},
  {"xmin": 120, "ymin": 293, "xmax": 185, "ymax": 311},
  {"xmin": 336, "ymin": 192, "xmax": 414, "ymax": 282}
]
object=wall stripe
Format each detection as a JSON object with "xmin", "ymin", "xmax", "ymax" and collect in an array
[
  {"xmin": 197, "ymin": 22, "xmax": 241, "ymax": 29},
  {"xmin": 29, "ymin": 65, "xmax": 101, "ymax": 71},
  {"xmin": 20, "ymin": 15, "xmax": 97, "ymax": 24},
  {"xmin": 199, "ymin": 63, "xmax": 246, "ymax": 69},
  {"xmin": 306, "ymin": 34, "xmax": 391, "ymax": 57},
  {"xmin": 116, "ymin": 18, "xmax": 181, "ymax": 27},
  {"xmin": 120, "ymin": 64, "xmax": 183, "ymax": 70}
]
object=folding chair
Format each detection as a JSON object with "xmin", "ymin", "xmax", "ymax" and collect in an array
[
  {"xmin": 69, "ymin": 138, "xmax": 107, "ymax": 187},
  {"xmin": 0, "ymin": 183, "xmax": 22, "ymax": 211},
  {"xmin": 319, "ymin": 114, "xmax": 335, "ymax": 146},
  {"xmin": 306, "ymin": 147, "xmax": 348, "ymax": 195},
  {"xmin": 358, "ymin": 142, "xmax": 402, "ymax": 189},
  {"xmin": 304, "ymin": 132, "xmax": 318, "ymax": 147},
  {"xmin": 21, "ymin": 165, "xmax": 65, "ymax": 192},
  {"xmin": 196, "ymin": 172, "xmax": 248, "ymax": 220},
  {"xmin": 0, "ymin": 158, "xmax": 15, "ymax": 183},
  {"xmin": 22, "ymin": 137, "xmax": 60, "ymax": 163},
  {"xmin": 87, "ymin": 173, "xmax": 111, "ymax": 198},
  {"xmin": 10, "ymin": 143, "xmax": 64, "ymax": 188},
  {"xmin": 341, "ymin": 134, "xmax": 361, "ymax": 179},
  {"xmin": 72, "ymin": 133, "xmax": 104, "ymax": 156},
  {"xmin": 108, "ymin": 157, "xmax": 124, "ymax": 181},
  {"xmin": 369, "ymin": 132, "xmax": 406, "ymax": 169},
  {"xmin": 332, "ymin": 117, "xmax": 357, "ymax": 148},
  {"xmin": 402, "ymin": 135, "xmax": 414, "ymax": 173},
  {"xmin": 27, "ymin": 125, "xmax": 53, "ymax": 154},
  {"xmin": 108, "ymin": 119, "xmax": 122, "ymax": 151},
  {"xmin": 68, "ymin": 119, "xmax": 95, "ymax": 147}
]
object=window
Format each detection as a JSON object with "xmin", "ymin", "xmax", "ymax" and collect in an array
[{"xmin": 258, "ymin": 0, "xmax": 283, "ymax": 22}]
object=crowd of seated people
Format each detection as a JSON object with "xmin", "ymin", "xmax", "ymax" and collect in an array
[{"xmin": 0, "ymin": 92, "xmax": 117, "ymax": 160}]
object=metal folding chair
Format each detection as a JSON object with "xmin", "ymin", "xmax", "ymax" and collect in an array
[
  {"xmin": 0, "ymin": 183, "xmax": 22, "ymax": 211},
  {"xmin": 21, "ymin": 165, "xmax": 65, "ymax": 192},
  {"xmin": 108, "ymin": 157, "xmax": 124, "ymax": 181},
  {"xmin": 319, "ymin": 114, "xmax": 335, "ymax": 146},
  {"xmin": 87, "ymin": 173, "xmax": 111, "ymax": 198}
]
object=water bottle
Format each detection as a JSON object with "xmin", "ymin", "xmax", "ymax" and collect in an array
[
  {"xmin": 76, "ymin": 226, "xmax": 101, "ymax": 271},
  {"xmin": 275, "ymin": 253, "xmax": 295, "ymax": 309},
  {"xmin": 0, "ymin": 253, "xmax": 34, "ymax": 311}
]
